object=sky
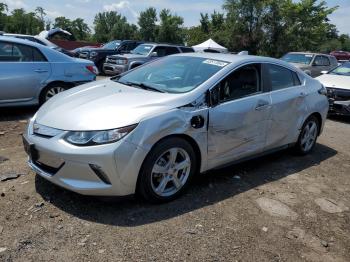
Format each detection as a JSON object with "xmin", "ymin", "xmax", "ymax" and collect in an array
[{"xmin": 2, "ymin": 0, "xmax": 350, "ymax": 35}]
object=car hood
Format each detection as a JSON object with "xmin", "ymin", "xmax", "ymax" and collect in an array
[
  {"xmin": 110, "ymin": 53, "xmax": 147, "ymax": 59},
  {"xmin": 316, "ymin": 74, "xmax": 350, "ymax": 90},
  {"xmin": 35, "ymin": 79, "xmax": 182, "ymax": 131}
]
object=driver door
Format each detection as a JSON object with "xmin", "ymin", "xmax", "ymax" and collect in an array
[{"xmin": 207, "ymin": 63, "xmax": 271, "ymax": 169}]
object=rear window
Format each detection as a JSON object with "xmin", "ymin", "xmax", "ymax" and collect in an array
[{"xmin": 267, "ymin": 64, "xmax": 296, "ymax": 91}]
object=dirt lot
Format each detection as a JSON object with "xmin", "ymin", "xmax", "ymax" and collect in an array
[{"xmin": 0, "ymin": 106, "xmax": 349, "ymax": 262}]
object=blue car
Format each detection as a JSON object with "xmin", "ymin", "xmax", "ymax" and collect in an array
[{"xmin": 0, "ymin": 36, "xmax": 98, "ymax": 106}]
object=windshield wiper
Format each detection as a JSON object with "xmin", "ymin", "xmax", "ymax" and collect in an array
[{"xmin": 122, "ymin": 81, "xmax": 166, "ymax": 93}]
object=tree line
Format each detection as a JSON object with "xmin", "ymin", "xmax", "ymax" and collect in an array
[{"xmin": 1, "ymin": 0, "xmax": 350, "ymax": 57}]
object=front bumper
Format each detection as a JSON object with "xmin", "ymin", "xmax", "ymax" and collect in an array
[
  {"xmin": 23, "ymin": 122, "xmax": 148, "ymax": 196},
  {"xmin": 328, "ymin": 100, "xmax": 350, "ymax": 115},
  {"xmin": 103, "ymin": 63, "xmax": 127, "ymax": 76},
  {"xmin": 326, "ymin": 87, "xmax": 350, "ymax": 115}
]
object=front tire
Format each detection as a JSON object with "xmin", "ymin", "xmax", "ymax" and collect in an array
[
  {"xmin": 137, "ymin": 138, "xmax": 197, "ymax": 203},
  {"xmin": 294, "ymin": 115, "xmax": 320, "ymax": 155}
]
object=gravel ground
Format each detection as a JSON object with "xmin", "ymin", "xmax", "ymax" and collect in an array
[{"xmin": 0, "ymin": 105, "xmax": 349, "ymax": 262}]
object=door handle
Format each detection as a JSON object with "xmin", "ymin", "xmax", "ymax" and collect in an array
[
  {"xmin": 255, "ymin": 101, "xmax": 270, "ymax": 110},
  {"xmin": 299, "ymin": 92, "xmax": 307, "ymax": 98},
  {"xmin": 34, "ymin": 69, "xmax": 48, "ymax": 73}
]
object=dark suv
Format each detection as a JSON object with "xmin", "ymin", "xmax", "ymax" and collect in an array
[
  {"xmin": 103, "ymin": 43, "xmax": 194, "ymax": 75},
  {"xmin": 78, "ymin": 40, "xmax": 144, "ymax": 74}
]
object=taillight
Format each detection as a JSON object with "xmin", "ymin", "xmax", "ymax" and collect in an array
[{"xmin": 86, "ymin": 65, "xmax": 99, "ymax": 75}]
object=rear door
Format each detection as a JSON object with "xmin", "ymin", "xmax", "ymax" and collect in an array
[
  {"xmin": 208, "ymin": 63, "xmax": 272, "ymax": 168},
  {"xmin": 264, "ymin": 63, "xmax": 308, "ymax": 150},
  {"xmin": 0, "ymin": 41, "xmax": 51, "ymax": 104}
]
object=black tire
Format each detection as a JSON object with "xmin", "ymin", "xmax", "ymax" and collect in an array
[
  {"xmin": 39, "ymin": 83, "xmax": 70, "ymax": 105},
  {"xmin": 137, "ymin": 137, "xmax": 197, "ymax": 203},
  {"xmin": 97, "ymin": 61, "xmax": 105, "ymax": 75},
  {"xmin": 294, "ymin": 115, "xmax": 320, "ymax": 155}
]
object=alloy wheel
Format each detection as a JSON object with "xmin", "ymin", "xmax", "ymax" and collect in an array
[
  {"xmin": 300, "ymin": 120, "xmax": 318, "ymax": 152},
  {"xmin": 150, "ymin": 147, "xmax": 191, "ymax": 197},
  {"xmin": 45, "ymin": 86, "xmax": 66, "ymax": 101}
]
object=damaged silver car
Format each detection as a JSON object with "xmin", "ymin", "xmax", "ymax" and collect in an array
[{"xmin": 23, "ymin": 53, "xmax": 329, "ymax": 203}]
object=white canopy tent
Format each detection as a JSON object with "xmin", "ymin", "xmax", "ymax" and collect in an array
[{"xmin": 192, "ymin": 38, "xmax": 228, "ymax": 53}]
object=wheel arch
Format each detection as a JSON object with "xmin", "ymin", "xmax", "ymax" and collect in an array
[
  {"xmin": 136, "ymin": 133, "xmax": 202, "ymax": 191},
  {"xmin": 129, "ymin": 61, "xmax": 144, "ymax": 70},
  {"xmin": 39, "ymin": 81, "xmax": 74, "ymax": 104},
  {"xmin": 309, "ymin": 112, "xmax": 322, "ymax": 136}
]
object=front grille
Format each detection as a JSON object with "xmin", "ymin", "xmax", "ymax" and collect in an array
[{"xmin": 326, "ymin": 87, "xmax": 350, "ymax": 101}]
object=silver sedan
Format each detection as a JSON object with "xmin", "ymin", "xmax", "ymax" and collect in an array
[
  {"xmin": 23, "ymin": 53, "xmax": 329, "ymax": 203},
  {"xmin": 0, "ymin": 36, "xmax": 97, "ymax": 107}
]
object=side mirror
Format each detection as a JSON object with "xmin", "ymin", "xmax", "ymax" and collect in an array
[
  {"xmin": 150, "ymin": 52, "xmax": 158, "ymax": 57},
  {"xmin": 321, "ymin": 70, "xmax": 328, "ymax": 74}
]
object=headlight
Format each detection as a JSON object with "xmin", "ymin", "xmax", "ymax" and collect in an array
[
  {"xmin": 116, "ymin": 59, "xmax": 127, "ymax": 65},
  {"xmin": 90, "ymin": 51, "xmax": 98, "ymax": 58},
  {"xmin": 64, "ymin": 124, "xmax": 137, "ymax": 146}
]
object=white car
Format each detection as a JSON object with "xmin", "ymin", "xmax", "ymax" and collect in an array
[
  {"xmin": 23, "ymin": 53, "xmax": 329, "ymax": 203},
  {"xmin": 316, "ymin": 62, "xmax": 350, "ymax": 115}
]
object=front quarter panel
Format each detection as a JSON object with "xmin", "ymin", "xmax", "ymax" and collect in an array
[{"xmin": 121, "ymin": 107, "xmax": 209, "ymax": 190}]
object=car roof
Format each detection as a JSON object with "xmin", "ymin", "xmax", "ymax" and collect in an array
[
  {"xmin": 3, "ymin": 33, "xmax": 34, "ymax": 37},
  {"xmin": 0, "ymin": 36, "xmax": 73, "ymax": 62},
  {"xmin": 174, "ymin": 52, "xmax": 281, "ymax": 63},
  {"xmin": 287, "ymin": 52, "xmax": 332, "ymax": 57},
  {"xmin": 0, "ymin": 36, "xmax": 45, "ymax": 47},
  {"xmin": 137, "ymin": 43, "xmax": 193, "ymax": 48}
]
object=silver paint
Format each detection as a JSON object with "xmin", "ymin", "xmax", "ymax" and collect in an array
[{"xmin": 24, "ymin": 53, "xmax": 329, "ymax": 196}]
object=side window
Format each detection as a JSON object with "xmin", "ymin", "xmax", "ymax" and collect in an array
[
  {"xmin": 0, "ymin": 42, "xmax": 16, "ymax": 61},
  {"xmin": 180, "ymin": 47, "xmax": 194, "ymax": 53},
  {"xmin": 267, "ymin": 64, "xmax": 295, "ymax": 91},
  {"xmin": 32, "ymin": 47, "xmax": 47, "ymax": 62},
  {"xmin": 119, "ymin": 44, "xmax": 128, "ymax": 52},
  {"xmin": 165, "ymin": 46, "xmax": 180, "ymax": 55},
  {"xmin": 218, "ymin": 64, "xmax": 261, "ymax": 102},
  {"xmin": 322, "ymin": 56, "xmax": 330, "ymax": 66},
  {"xmin": 292, "ymin": 72, "xmax": 301, "ymax": 86},
  {"xmin": 0, "ymin": 42, "xmax": 47, "ymax": 62},
  {"xmin": 129, "ymin": 42, "xmax": 138, "ymax": 50},
  {"xmin": 153, "ymin": 46, "xmax": 166, "ymax": 57},
  {"xmin": 314, "ymin": 56, "xmax": 329, "ymax": 66}
]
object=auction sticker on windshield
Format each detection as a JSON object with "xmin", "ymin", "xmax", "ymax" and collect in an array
[{"xmin": 203, "ymin": 59, "xmax": 229, "ymax": 67}]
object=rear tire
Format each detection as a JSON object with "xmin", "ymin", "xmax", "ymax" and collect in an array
[
  {"xmin": 39, "ymin": 83, "xmax": 70, "ymax": 105},
  {"xmin": 294, "ymin": 115, "xmax": 320, "ymax": 155},
  {"xmin": 137, "ymin": 138, "xmax": 197, "ymax": 203}
]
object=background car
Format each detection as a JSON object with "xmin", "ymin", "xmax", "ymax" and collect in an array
[
  {"xmin": 24, "ymin": 53, "xmax": 328, "ymax": 203},
  {"xmin": 0, "ymin": 30, "xmax": 74, "ymax": 57},
  {"xmin": 0, "ymin": 36, "xmax": 97, "ymax": 106},
  {"xmin": 103, "ymin": 43, "xmax": 194, "ymax": 75},
  {"xmin": 281, "ymin": 52, "xmax": 338, "ymax": 77},
  {"xmin": 316, "ymin": 62, "xmax": 350, "ymax": 115},
  {"xmin": 76, "ymin": 40, "xmax": 144, "ymax": 74},
  {"xmin": 330, "ymin": 50, "xmax": 350, "ymax": 62}
]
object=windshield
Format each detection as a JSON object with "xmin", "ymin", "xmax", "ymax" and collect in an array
[
  {"xmin": 131, "ymin": 44, "xmax": 153, "ymax": 55},
  {"xmin": 103, "ymin": 40, "xmax": 121, "ymax": 49},
  {"xmin": 329, "ymin": 62, "xmax": 350, "ymax": 76},
  {"xmin": 281, "ymin": 53, "xmax": 314, "ymax": 65},
  {"xmin": 116, "ymin": 56, "xmax": 229, "ymax": 93}
]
